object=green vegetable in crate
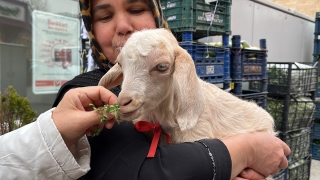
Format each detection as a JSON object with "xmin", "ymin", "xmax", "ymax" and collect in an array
[
  {"xmin": 288, "ymin": 159, "xmax": 306, "ymax": 178},
  {"xmin": 285, "ymin": 129, "xmax": 310, "ymax": 162},
  {"xmin": 266, "ymin": 96, "xmax": 315, "ymax": 131},
  {"xmin": 314, "ymin": 139, "xmax": 320, "ymax": 144},
  {"xmin": 204, "ymin": 51, "xmax": 216, "ymax": 57},
  {"xmin": 248, "ymin": 54, "xmax": 257, "ymax": 58},
  {"xmin": 267, "ymin": 63, "xmax": 317, "ymax": 95},
  {"xmin": 241, "ymin": 41, "xmax": 250, "ymax": 49},
  {"xmin": 267, "ymin": 65, "xmax": 287, "ymax": 85},
  {"xmin": 207, "ymin": 42, "xmax": 216, "ymax": 46},
  {"xmin": 215, "ymin": 42, "xmax": 223, "ymax": 47},
  {"xmin": 266, "ymin": 97, "xmax": 284, "ymax": 130},
  {"xmin": 240, "ymin": 40, "xmax": 261, "ymax": 50},
  {"xmin": 207, "ymin": 41, "xmax": 232, "ymax": 47}
]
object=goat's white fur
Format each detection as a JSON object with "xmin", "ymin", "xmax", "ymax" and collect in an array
[{"xmin": 99, "ymin": 28, "xmax": 276, "ymax": 144}]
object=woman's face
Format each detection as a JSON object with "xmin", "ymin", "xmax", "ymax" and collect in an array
[{"xmin": 91, "ymin": 0, "xmax": 157, "ymax": 63}]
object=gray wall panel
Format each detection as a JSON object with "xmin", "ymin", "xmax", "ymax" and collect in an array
[
  {"xmin": 252, "ymin": 2, "xmax": 284, "ymax": 62},
  {"xmin": 279, "ymin": 14, "xmax": 305, "ymax": 62},
  {"xmin": 230, "ymin": 0, "xmax": 255, "ymax": 43},
  {"xmin": 303, "ymin": 20, "xmax": 315, "ymax": 62}
]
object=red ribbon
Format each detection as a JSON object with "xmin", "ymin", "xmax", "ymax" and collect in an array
[{"xmin": 134, "ymin": 121, "xmax": 171, "ymax": 158}]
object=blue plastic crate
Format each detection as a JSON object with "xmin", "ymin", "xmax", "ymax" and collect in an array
[
  {"xmin": 312, "ymin": 123, "xmax": 320, "ymax": 139},
  {"xmin": 314, "ymin": 54, "xmax": 320, "ymax": 62},
  {"xmin": 316, "ymin": 82, "xmax": 320, "ymax": 98},
  {"xmin": 235, "ymin": 90, "xmax": 267, "ymax": 109},
  {"xmin": 314, "ymin": 38, "xmax": 320, "ymax": 55},
  {"xmin": 315, "ymin": 12, "xmax": 320, "ymax": 35},
  {"xmin": 230, "ymin": 36, "xmax": 268, "ymax": 81},
  {"xmin": 311, "ymin": 141, "xmax": 320, "ymax": 160},
  {"xmin": 182, "ymin": 31, "xmax": 193, "ymax": 42},
  {"xmin": 273, "ymin": 169, "xmax": 287, "ymax": 180},
  {"xmin": 230, "ymin": 49, "xmax": 267, "ymax": 81},
  {"xmin": 315, "ymin": 103, "xmax": 320, "ymax": 120},
  {"xmin": 179, "ymin": 43, "xmax": 229, "ymax": 84}
]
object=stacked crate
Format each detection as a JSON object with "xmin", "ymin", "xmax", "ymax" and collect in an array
[
  {"xmin": 312, "ymin": 12, "xmax": 320, "ymax": 162},
  {"xmin": 161, "ymin": 0, "xmax": 268, "ymax": 109},
  {"xmin": 311, "ymin": 120, "xmax": 320, "ymax": 160},
  {"xmin": 230, "ymin": 35, "xmax": 268, "ymax": 109},
  {"xmin": 160, "ymin": 0, "xmax": 231, "ymax": 40},
  {"xmin": 313, "ymin": 12, "xmax": 320, "ymax": 63},
  {"xmin": 160, "ymin": 0, "xmax": 232, "ymax": 89},
  {"xmin": 266, "ymin": 62, "xmax": 318, "ymax": 180}
]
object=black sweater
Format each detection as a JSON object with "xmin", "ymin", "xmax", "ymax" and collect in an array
[{"xmin": 53, "ymin": 69, "xmax": 232, "ymax": 180}]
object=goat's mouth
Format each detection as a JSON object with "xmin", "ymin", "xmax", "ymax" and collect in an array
[{"xmin": 119, "ymin": 108, "xmax": 140, "ymax": 120}]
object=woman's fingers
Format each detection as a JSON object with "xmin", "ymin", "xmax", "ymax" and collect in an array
[
  {"xmin": 279, "ymin": 156, "xmax": 289, "ymax": 170},
  {"xmin": 105, "ymin": 118, "xmax": 116, "ymax": 129},
  {"xmin": 239, "ymin": 168, "xmax": 266, "ymax": 179},
  {"xmin": 52, "ymin": 86, "xmax": 118, "ymax": 147},
  {"xmin": 86, "ymin": 122, "xmax": 106, "ymax": 136}
]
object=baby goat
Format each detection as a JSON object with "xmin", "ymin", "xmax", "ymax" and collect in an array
[{"xmin": 98, "ymin": 28, "xmax": 276, "ymax": 144}]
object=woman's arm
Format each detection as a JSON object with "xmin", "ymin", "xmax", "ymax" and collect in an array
[
  {"xmin": 79, "ymin": 121, "xmax": 289, "ymax": 180},
  {"xmin": 0, "ymin": 86, "xmax": 118, "ymax": 179},
  {"xmin": 222, "ymin": 132, "xmax": 290, "ymax": 179},
  {"xmin": 78, "ymin": 122, "xmax": 231, "ymax": 180},
  {"xmin": 0, "ymin": 109, "xmax": 90, "ymax": 179}
]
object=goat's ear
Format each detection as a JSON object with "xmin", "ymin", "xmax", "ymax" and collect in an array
[
  {"xmin": 173, "ymin": 47, "xmax": 204, "ymax": 131},
  {"xmin": 98, "ymin": 63, "xmax": 123, "ymax": 89}
]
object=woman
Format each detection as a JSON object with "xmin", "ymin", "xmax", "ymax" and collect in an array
[
  {"xmin": 52, "ymin": 0, "xmax": 290, "ymax": 179},
  {"xmin": 0, "ymin": 0, "xmax": 289, "ymax": 179}
]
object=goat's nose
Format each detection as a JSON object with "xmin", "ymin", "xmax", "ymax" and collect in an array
[{"xmin": 118, "ymin": 96, "xmax": 132, "ymax": 107}]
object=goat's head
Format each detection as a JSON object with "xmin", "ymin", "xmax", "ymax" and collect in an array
[{"xmin": 98, "ymin": 28, "xmax": 204, "ymax": 131}]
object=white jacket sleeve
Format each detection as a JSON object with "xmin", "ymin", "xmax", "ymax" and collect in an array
[{"xmin": 0, "ymin": 108, "xmax": 91, "ymax": 179}]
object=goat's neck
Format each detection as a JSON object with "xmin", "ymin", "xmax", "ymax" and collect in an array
[{"xmin": 151, "ymin": 88, "xmax": 178, "ymax": 129}]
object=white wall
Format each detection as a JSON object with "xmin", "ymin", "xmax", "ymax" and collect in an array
[{"xmin": 202, "ymin": 0, "xmax": 316, "ymax": 63}]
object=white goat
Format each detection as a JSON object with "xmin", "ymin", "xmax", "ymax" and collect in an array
[{"xmin": 98, "ymin": 28, "xmax": 276, "ymax": 144}]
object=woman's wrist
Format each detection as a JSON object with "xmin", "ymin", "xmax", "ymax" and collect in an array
[{"xmin": 221, "ymin": 133, "xmax": 253, "ymax": 179}]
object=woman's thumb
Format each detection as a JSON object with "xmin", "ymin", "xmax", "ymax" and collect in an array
[{"xmin": 78, "ymin": 110, "xmax": 103, "ymax": 128}]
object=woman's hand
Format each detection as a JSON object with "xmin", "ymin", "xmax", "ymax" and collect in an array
[
  {"xmin": 52, "ymin": 86, "xmax": 118, "ymax": 147},
  {"xmin": 234, "ymin": 168, "xmax": 267, "ymax": 180},
  {"xmin": 222, "ymin": 132, "xmax": 290, "ymax": 179}
]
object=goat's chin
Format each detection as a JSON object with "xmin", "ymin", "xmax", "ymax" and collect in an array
[
  {"xmin": 119, "ymin": 111, "xmax": 138, "ymax": 121},
  {"xmin": 119, "ymin": 108, "xmax": 145, "ymax": 122}
]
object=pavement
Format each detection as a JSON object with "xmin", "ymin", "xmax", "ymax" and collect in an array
[{"xmin": 310, "ymin": 159, "xmax": 320, "ymax": 180}]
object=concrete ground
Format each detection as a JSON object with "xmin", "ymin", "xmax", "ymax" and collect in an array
[{"xmin": 310, "ymin": 159, "xmax": 320, "ymax": 180}]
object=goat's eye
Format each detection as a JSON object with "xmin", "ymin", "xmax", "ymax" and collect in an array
[
  {"xmin": 156, "ymin": 64, "xmax": 168, "ymax": 71},
  {"xmin": 118, "ymin": 62, "xmax": 122, "ymax": 67}
]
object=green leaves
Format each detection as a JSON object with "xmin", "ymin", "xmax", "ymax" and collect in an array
[
  {"xmin": 0, "ymin": 86, "xmax": 37, "ymax": 134},
  {"xmin": 89, "ymin": 102, "xmax": 120, "ymax": 136}
]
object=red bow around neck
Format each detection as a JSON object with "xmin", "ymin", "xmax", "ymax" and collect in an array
[{"xmin": 134, "ymin": 120, "xmax": 171, "ymax": 158}]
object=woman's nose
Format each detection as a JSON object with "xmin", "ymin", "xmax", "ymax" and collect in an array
[{"xmin": 115, "ymin": 14, "xmax": 134, "ymax": 37}]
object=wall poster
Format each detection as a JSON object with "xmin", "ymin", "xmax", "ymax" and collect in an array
[{"xmin": 32, "ymin": 10, "xmax": 80, "ymax": 94}]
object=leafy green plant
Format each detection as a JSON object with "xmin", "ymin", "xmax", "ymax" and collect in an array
[
  {"xmin": 89, "ymin": 102, "xmax": 120, "ymax": 136},
  {"xmin": 0, "ymin": 86, "xmax": 37, "ymax": 135}
]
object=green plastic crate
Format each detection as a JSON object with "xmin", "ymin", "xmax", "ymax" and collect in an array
[{"xmin": 160, "ymin": 0, "xmax": 231, "ymax": 40}]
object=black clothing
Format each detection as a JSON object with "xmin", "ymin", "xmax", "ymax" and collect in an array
[
  {"xmin": 53, "ymin": 70, "xmax": 232, "ymax": 180},
  {"xmin": 53, "ymin": 69, "xmax": 121, "ymax": 107}
]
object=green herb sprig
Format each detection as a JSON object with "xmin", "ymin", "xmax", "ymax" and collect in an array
[{"xmin": 89, "ymin": 102, "xmax": 121, "ymax": 136}]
